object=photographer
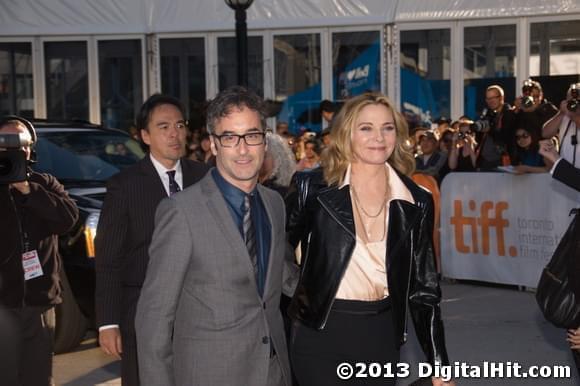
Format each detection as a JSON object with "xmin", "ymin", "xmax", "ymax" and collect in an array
[
  {"xmin": 514, "ymin": 79, "xmax": 558, "ymax": 137},
  {"xmin": 475, "ymin": 85, "xmax": 517, "ymax": 170},
  {"xmin": 542, "ymin": 82, "xmax": 580, "ymax": 167},
  {"xmin": 448, "ymin": 119, "xmax": 478, "ymax": 172},
  {"xmin": 0, "ymin": 116, "xmax": 78, "ymax": 386}
]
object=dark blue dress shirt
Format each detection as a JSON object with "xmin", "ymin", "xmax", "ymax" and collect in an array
[{"xmin": 211, "ymin": 168, "xmax": 271, "ymax": 296}]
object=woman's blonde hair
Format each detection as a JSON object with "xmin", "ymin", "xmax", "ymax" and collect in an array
[{"xmin": 321, "ymin": 92, "xmax": 415, "ymax": 186}]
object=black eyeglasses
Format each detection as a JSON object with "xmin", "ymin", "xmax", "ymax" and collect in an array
[
  {"xmin": 515, "ymin": 133, "xmax": 530, "ymax": 140},
  {"xmin": 212, "ymin": 131, "xmax": 266, "ymax": 147}
]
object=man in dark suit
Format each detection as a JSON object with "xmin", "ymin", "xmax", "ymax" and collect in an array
[
  {"xmin": 135, "ymin": 86, "xmax": 296, "ymax": 386},
  {"xmin": 95, "ymin": 94, "xmax": 208, "ymax": 386}
]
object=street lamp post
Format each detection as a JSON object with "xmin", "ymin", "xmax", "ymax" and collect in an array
[{"xmin": 224, "ymin": 0, "xmax": 254, "ymax": 87}]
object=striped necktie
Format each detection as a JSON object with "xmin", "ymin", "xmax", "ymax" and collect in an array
[
  {"xmin": 243, "ymin": 194, "xmax": 259, "ymax": 290},
  {"xmin": 167, "ymin": 170, "xmax": 181, "ymax": 195}
]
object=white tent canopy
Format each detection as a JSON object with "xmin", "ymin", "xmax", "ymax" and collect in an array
[{"xmin": 1, "ymin": 0, "xmax": 579, "ymax": 36}]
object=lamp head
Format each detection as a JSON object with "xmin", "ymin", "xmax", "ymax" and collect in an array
[{"xmin": 225, "ymin": 0, "xmax": 254, "ymax": 11}]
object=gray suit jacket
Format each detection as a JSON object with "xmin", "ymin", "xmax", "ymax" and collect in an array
[{"xmin": 135, "ymin": 172, "xmax": 292, "ymax": 386}]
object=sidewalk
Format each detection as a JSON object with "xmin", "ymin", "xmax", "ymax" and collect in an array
[
  {"xmin": 400, "ymin": 281, "xmax": 579, "ymax": 385},
  {"xmin": 54, "ymin": 281, "xmax": 580, "ymax": 385}
]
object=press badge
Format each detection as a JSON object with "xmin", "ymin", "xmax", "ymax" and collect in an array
[{"xmin": 22, "ymin": 250, "xmax": 43, "ymax": 280}]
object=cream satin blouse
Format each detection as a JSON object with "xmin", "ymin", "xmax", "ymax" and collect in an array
[{"xmin": 335, "ymin": 163, "xmax": 415, "ymax": 301}]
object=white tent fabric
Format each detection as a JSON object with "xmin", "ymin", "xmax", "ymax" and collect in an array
[
  {"xmin": 1, "ymin": 0, "xmax": 579, "ymax": 36},
  {"xmin": 0, "ymin": 0, "xmax": 396, "ymax": 35},
  {"xmin": 0, "ymin": 0, "xmax": 149, "ymax": 35},
  {"xmin": 394, "ymin": 0, "xmax": 580, "ymax": 22}
]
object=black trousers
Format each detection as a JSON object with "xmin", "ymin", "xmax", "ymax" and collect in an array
[
  {"xmin": 0, "ymin": 306, "xmax": 54, "ymax": 386},
  {"xmin": 290, "ymin": 297, "xmax": 398, "ymax": 386},
  {"xmin": 120, "ymin": 287, "xmax": 141, "ymax": 386}
]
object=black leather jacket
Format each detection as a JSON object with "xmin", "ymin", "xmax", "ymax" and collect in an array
[{"xmin": 285, "ymin": 168, "xmax": 449, "ymax": 366}]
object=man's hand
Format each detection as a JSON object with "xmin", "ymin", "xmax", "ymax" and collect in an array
[
  {"xmin": 10, "ymin": 181, "xmax": 30, "ymax": 195},
  {"xmin": 99, "ymin": 328, "xmax": 122, "ymax": 359},
  {"xmin": 513, "ymin": 165, "xmax": 529, "ymax": 174},
  {"xmin": 567, "ymin": 327, "xmax": 580, "ymax": 350},
  {"xmin": 432, "ymin": 377, "xmax": 456, "ymax": 386},
  {"xmin": 538, "ymin": 139, "xmax": 559, "ymax": 164}
]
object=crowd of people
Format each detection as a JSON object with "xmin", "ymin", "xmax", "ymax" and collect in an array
[
  {"xmin": 1, "ymin": 77, "xmax": 579, "ymax": 386},
  {"xmin": 173, "ymin": 79, "xmax": 577, "ymax": 192},
  {"xmin": 411, "ymin": 80, "xmax": 569, "ymax": 185}
]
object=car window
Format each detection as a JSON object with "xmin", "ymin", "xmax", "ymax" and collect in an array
[{"xmin": 33, "ymin": 131, "xmax": 145, "ymax": 182}]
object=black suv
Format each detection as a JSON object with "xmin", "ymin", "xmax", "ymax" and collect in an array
[{"xmin": 31, "ymin": 120, "xmax": 145, "ymax": 353}]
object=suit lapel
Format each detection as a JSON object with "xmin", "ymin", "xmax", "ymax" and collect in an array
[
  {"xmin": 140, "ymin": 155, "xmax": 168, "ymax": 199},
  {"xmin": 200, "ymin": 174, "xmax": 262, "ymax": 297}
]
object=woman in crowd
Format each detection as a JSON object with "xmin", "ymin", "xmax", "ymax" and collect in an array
[
  {"xmin": 510, "ymin": 128, "xmax": 550, "ymax": 173},
  {"xmin": 286, "ymin": 92, "xmax": 453, "ymax": 386},
  {"xmin": 439, "ymin": 129, "xmax": 455, "ymax": 154},
  {"xmin": 448, "ymin": 121, "xmax": 478, "ymax": 172},
  {"xmin": 539, "ymin": 139, "xmax": 580, "ymax": 375}
]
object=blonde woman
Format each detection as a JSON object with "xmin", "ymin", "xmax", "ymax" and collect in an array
[{"xmin": 286, "ymin": 92, "xmax": 454, "ymax": 386}]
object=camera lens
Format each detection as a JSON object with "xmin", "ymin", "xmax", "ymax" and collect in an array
[
  {"xmin": 523, "ymin": 96, "xmax": 535, "ymax": 108},
  {"xmin": 567, "ymin": 99, "xmax": 579, "ymax": 112}
]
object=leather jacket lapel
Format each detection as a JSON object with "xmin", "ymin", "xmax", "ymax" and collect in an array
[{"xmin": 316, "ymin": 187, "xmax": 356, "ymax": 239}]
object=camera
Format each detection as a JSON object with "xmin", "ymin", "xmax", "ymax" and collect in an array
[
  {"xmin": 470, "ymin": 108, "xmax": 497, "ymax": 133},
  {"xmin": 522, "ymin": 96, "xmax": 535, "ymax": 109},
  {"xmin": 0, "ymin": 133, "xmax": 31, "ymax": 184},
  {"xmin": 567, "ymin": 84, "xmax": 580, "ymax": 112},
  {"xmin": 521, "ymin": 79, "xmax": 536, "ymax": 109},
  {"xmin": 457, "ymin": 131, "xmax": 472, "ymax": 141}
]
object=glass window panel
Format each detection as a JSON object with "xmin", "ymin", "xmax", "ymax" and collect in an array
[
  {"xmin": 400, "ymin": 29, "xmax": 450, "ymax": 129},
  {"xmin": 160, "ymin": 37, "xmax": 206, "ymax": 118},
  {"xmin": 274, "ymin": 33, "xmax": 321, "ymax": 134},
  {"xmin": 45, "ymin": 41, "xmax": 89, "ymax": 120},
  {"xmin": 0, "ymin": 43, "xmax": 33, "ymax": 118},
  {"xmin": 530, "ymin": 20, "xmax": 580, "ymax": 105},
  {"xmin": 217, "ymin": 36, "xmax": 263, "ymax": 96},
  {"xmin": 99, "ymin": 40, "xmax": 143, "ymax": 131},
  {"xmin": 464, "ymin": 25, "xmax": 516, "ymax": 120},
  {"xmin": 333, "ymin": 31, "xmax": 381, "ymax": 102}
]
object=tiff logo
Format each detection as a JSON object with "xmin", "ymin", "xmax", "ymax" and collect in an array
[{"xmin": 449, "ymin": 200, "xmax": 517, "ymax": 257}]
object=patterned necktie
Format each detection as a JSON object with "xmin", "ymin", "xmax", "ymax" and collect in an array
[
  {"xmin": 243, "ymin": 194, "xmax": 259, "ymax": 289},
  {"xmin": 167, "ymin": 170, "xmax": 181, "ymax": 195}
]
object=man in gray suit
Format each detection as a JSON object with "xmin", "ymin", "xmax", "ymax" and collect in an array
[{"xmin": 135, "ymin": 86, "xmax": 294, "ymax": 386}]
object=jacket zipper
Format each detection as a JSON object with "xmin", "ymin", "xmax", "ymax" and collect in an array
[
  {"xmin": 402, "ymin": 233, "xmax": 414, "ymax": 343},
  {"xmin": 317, "ymin": 197, "xmax": 356, "ymax": 329},
  {"xmin": 401, "ymin": 209, "xmax": 423, "ymax": 343}
]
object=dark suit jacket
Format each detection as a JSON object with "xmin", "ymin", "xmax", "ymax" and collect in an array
[
  {"xmin": 553, "ymin": 158, "xmax": 580, "ymax": 193},
  {"xmin": 95, "ymin": 156, "xmax": 208, "ymax": 329},
  {"xmin": 552, "ymin": 159, "xmax": 580, "ymax": 300}
]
